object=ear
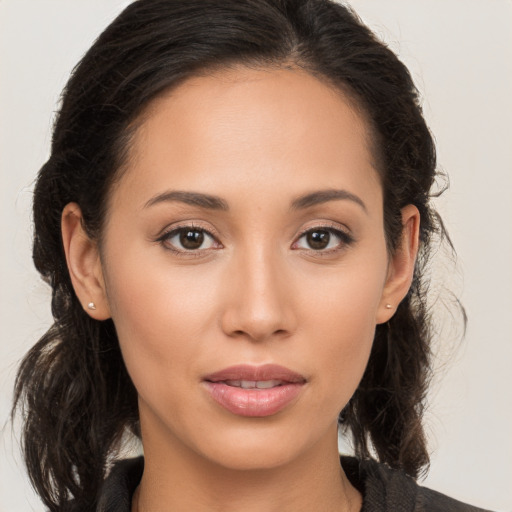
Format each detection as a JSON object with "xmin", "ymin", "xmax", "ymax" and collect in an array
[
  {"xmin": 376, "ymin": 204, "xmax": 420, "ymax": 324},
  {"xmin": 61, "ymin": 203, "xmax": 111, "ymax": 320}
]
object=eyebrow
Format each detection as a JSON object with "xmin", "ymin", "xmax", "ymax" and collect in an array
[
  {"xmin": 143, "ymin": 188, "xmax": 367, "ymax": 213},
  {"xmin": 290, "ymin": 189, "xmax": 367, "ymax": 213},
  {"xmin": 144, "ymin": 190, "xmax": 229, "ymax": 211}
]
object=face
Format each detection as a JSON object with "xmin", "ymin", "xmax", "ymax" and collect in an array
[{"xmin": 78, "ymin": 67, "xmax": 413, "ymax": 470}]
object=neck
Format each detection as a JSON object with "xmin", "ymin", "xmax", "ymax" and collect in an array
[{"xmin": 134, "ymin": 419, "xmax": 361, "ymax": 512}]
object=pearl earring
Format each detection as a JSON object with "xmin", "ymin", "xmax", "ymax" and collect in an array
[
  {"xmin": 87, "ymin": 302, "xmax": 96, "ymax": 311},
  {"xmin": 385, "ymin": 304, "xmax": 393, "ymax": 309}
]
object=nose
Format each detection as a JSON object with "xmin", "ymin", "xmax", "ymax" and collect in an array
[{"xmin": 220, "ymin": 248, "xmax": 297, "ymax": 343}]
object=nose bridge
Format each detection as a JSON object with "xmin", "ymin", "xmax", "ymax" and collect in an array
[{"xmin": 221, "ymin": 241, "xmax": 295, "ymax": 341}]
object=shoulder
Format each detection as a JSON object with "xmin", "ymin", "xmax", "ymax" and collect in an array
[
  {"xmin": 415, "ymin": 486, "xmax": 492, "ymax": 512},
  {"xmin": 341, "ymin": 456, "xmax": 493, "ymax": 512}
]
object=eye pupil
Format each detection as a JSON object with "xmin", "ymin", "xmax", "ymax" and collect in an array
[
  {"xmin": 307, "ymin": 230, "xmax": 330, "ymax": 250},
  {"xmin": 180, "ymin": 230, "xmax": 204, "ymax": 249}
]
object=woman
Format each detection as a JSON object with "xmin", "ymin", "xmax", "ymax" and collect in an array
[{"xmin": 11, "ymin": 0, "xmax": 494, "ymax": 511}]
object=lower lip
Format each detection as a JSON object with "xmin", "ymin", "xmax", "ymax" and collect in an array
[{"xmin": 204, "ymin": 381, "xmax": 304, "ymax": 417}]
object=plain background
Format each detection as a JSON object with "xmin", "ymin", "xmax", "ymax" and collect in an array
[{"xmin": 1, "ymin": 1, "xmax": 511, "ymax": 510}]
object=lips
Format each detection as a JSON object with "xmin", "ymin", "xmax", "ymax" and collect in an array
[{"xmin": 203, "ymin": 364, "xmax": 306, "ymax": 417}]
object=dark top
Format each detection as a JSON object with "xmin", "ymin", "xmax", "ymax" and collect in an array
[{"xmin": 91, "ymin": 456, "xmax": 492, "ymax": 512}]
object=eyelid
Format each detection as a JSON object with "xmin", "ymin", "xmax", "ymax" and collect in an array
[
  {"xmin": 295, "ymin": 220, "xmax": 353, "ymax": 239},
  {"xmin": 155, "ymin": 219, "xmax": 220, "ymax": 239}
]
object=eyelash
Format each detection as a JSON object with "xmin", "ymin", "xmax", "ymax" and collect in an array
[{"xmin": 156, "ymin": 223, "xmax": 354, "ymax": 257}]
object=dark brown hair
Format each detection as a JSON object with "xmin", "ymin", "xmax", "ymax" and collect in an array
[{"xmin": 14, "ymin": 0, "xmax": 447, "ymax": 509}]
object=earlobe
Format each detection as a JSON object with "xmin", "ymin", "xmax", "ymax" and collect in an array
[
  {"xmin": 376, "ymin": 204, "xmax": 420, "ymax": 324},
  {"xmin": 61, "ymin": 203, "xmax": 111, "ymax": 320}
]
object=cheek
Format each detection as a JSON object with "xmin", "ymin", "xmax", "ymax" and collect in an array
[
  {"xmin": 102, "ymin": 252, "xmax": 221, "ymax": 404},
  {"xmin": 302, "ymin": 251, "xmax": 387, "ymax": 338},
  {"xmin": 299, "ymin": 254, "xmax": 387, "ymax": 404}
]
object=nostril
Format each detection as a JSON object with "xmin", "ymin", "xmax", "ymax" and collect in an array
[{"xmin": 227, "ymin": 328, "xmax": 291, "ymax": 342}]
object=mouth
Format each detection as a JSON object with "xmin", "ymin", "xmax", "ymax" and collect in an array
[{"xmin": 202, "ymin": 364, "xmax": 306, "ymax": 417}]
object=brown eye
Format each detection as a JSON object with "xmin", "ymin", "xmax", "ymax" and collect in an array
[
  {"xmin": 180, "ymin": 229, "xmax": 204, "ymax": 249},
  {"xmin": 306, "ymin": 230, "xmax": 331, "ymax": 250}
]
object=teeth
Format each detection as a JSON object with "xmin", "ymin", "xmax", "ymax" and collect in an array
[
  {"xmin": 256, "ymin": 380, "xmax": 282, "ymax": 389},
  {"xmin": 225, "ymin": 379, "xmax": 282, "ymax": 389}
]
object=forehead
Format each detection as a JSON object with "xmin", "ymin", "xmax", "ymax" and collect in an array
[{"xmin": 112, "ymin": 66, "xmax": 382, "ymax": 213}]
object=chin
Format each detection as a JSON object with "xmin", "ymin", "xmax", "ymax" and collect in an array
[
  {"xmin": 204, "ymin": 442, "xmax": 301, "ymax": 472},
  {"xmin": 189, "ymin": 419, "xmax": 329, "ymax": 472}
]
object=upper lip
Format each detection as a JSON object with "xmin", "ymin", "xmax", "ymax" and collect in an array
[{"xmin": 203, "ymin": 364, "xmax": 306, "ymax": 383}]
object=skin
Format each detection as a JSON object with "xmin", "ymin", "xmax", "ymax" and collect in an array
[{"xmin": 62, "ymin": 66, "xmax": 419, "ymax": 512}]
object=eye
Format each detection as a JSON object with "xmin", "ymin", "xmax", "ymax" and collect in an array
[
  {"xmin": 293, "ymin": 227, "xmax": 353, "ymax": 252},
  {"xmin": 158, "ymin": 226, "xmax": 219, "ymax": 252}
]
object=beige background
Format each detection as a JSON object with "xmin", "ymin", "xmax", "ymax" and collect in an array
[{"xmin": 1, "ymin": 1, "xmax": 511, "ymax": 510}]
